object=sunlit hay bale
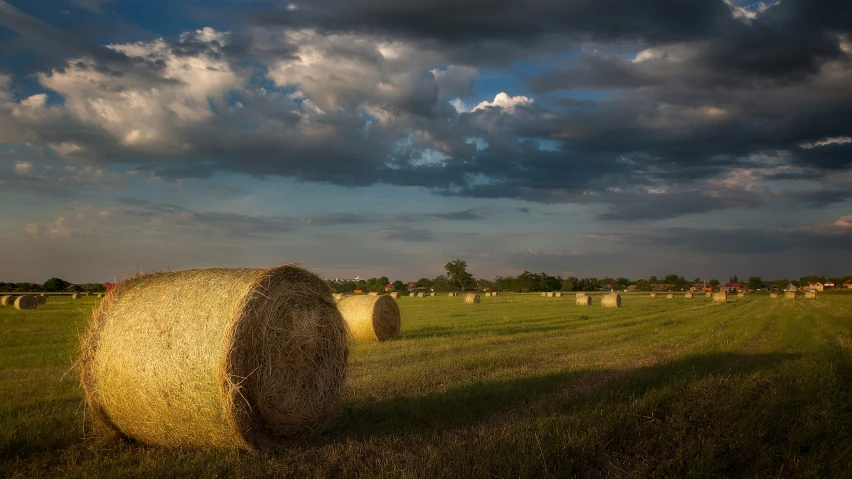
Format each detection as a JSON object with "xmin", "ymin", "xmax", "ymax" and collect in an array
[
  {"xmin": 1, "ymin": 295, "xmax": 16, "ymax": 306},
  {"xmin": 705, "ymin": 292, "xmax": 712, "ymax": 297},
  {"xmin": 738, "ymin": 292, "xmax": 746, "ymax": 298},
  {"xmin": 14, "ymin": 295, "xmax": 38, "ymax": 310},
  {"xmin": 335, "ymin": 294, "xmax": 400, "ymax": 342},
  {"xmin": 784, "ymin": 291, "xmax": 797, "ymax": 300},
  {"xmin": 666, "ymin": 293, "xmax": 674, "ymax": 299},
  {"xmin": 576, "ymin": 294, "xmax": 592, "ymax": 306},
  {"xmin": 71, "ymin": 293, "xmax": 82, "ymax": 299},
  {"xmin": 541, "ymin": 292, "xmax": 547, "ymax": 297},
  {"xmin": 547, "ymin": 292, "xmax": 555, "ymax": 298},
  {"xmin": 770, "ymin": 292, "xmax": 779, "ymax": 299},
  {"xmin": 601, "ymin": 293, "xmax": 622, "ymax": 308},
  {"xmin": 448, "ymin": 292, "xmax": 456, "ymax": 297},
  {"xmin": 36, "ymin": 295, "xmax": 47, "ymax": 305},
  {"xmin": 713, "ymin": 292, "xmax": 728, "ymax": 304},
  {"xmin": 805, "ymin": 291, "xmax": 817, "ymax": 299},
  {"xmin": 332, "ymin": 293, "xmax": 345, "ymax": 300},
  {"xmin": 492, "ymin": 292, "xmax": 499, "ymax": 297},
  {"xmin": 79, "ymin": 265, "xmax": 348, "ymax": 452},
  {"xmin": 465, "ymin": 294, "xmax": 480, "ymax": 304},
  {"xmin": 367, "ymin": 292, "xmax": 378, "ymax": 296},
  {"xmin": 649, "ymin": 293, "xmax": 657, "ymax": 298},
  {"xmin": 431, "ymin": 292, "xmax": 437, "ymax": 297},
  {"xmin": 86, "ymin": 292, "xmax": 93, "ymax": 296},
  {"xmin": 684, "ymin": 292, "xmax": 694, "ymax": 298},
  {"xmin": 389, "ymin": 292, "xmax": 399, "ymax": 299},
  {"xmin": 553, "ymin": 292, "xmax": 562, "ymax": 298}
]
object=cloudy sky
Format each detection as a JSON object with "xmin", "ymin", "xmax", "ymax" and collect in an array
[{"xmin": 1, "ymin": 0, "xmax": 851, "ymax": 283}]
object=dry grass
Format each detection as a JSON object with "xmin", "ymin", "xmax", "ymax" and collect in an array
[
  {"xmin": 335, "ymin": 295, "xmax": 401, "ymax": 342},
  {"xmin": 78, "ymin": 265, "xmax": 348, "ymax": 452}
]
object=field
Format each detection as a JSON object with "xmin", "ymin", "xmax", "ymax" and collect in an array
[{"xmin": 2, "ymin": 292, "xmax": 852, "ymax": 477}]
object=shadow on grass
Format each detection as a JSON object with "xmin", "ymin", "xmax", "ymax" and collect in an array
[{"xmin": 326, "ymin": 351, "xmax": 801, "ymax": 442}]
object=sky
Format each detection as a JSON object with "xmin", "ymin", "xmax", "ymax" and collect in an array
[{"xmin": 1, "ymin": 0, "xmax": 851, "ymax": 283}]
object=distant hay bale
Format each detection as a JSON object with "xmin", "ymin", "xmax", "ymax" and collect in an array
[
  {"xmin": 448, "ymin": 292, "xmax": 457, "ymax": 297},
  {"xmin": 684, "ymin": 292, "xmax": 693, "ymax": 298},
  {"xmin": 492, "ymin": 292, "xmax": 498, "ymax": 297},
  {"xmin": 547, "ymin": 292, "xmax": 555, "ymax": 298},
  {"xmin": 97, "ymin": 293, "xmax": 104, "ymax": 298},
  {"xmin": 601, "ymin": 293, "xmax": 622, "ymax": 308},
  {"xmin": 705, "ymin": 292, "xmax": 712, "ymax": 297},
  {"xmin": 79, "ymin": 265, "xmax": 348, "ymax": 451},
  {"xmin": 805, "ymin": 291, "xmax": 817, "ymax": 299},
  {"xmin": 666, "ymin": 293, "xmax": 674, "ymax": 299},
  {"xmin": 553, "ymin": 292, "xmax": 562, "ymax": 298},
  {"xmin": 784, "ymin": 291, "xmax": 797, "ymax": 300},
  {"xmin": 335, "ymin": 295, "xmax": 401, "ymax": 342},
  {"xmin": 1, "ymin": 295, "xmax": 16, "ymax": 306},
  {"xmin": 36, "ymin": 295, "xmax": 47, "ymax": 305},
  {"xmin": 576, "ymin": 294, "xmax": 591, "ymax": 306},
  {"xmin": 71, "ymin": 293, "xmax": 82, "ymax": 299},
  {"xmin": 431, "ymin": 292, "xmax": 437, "ymax": 297},
  {"xmin": 737, "ymin": 292, "xmax": 746, "ymax": 298},
  {"xmin": 541, "ymin": 292, "xmax": 547, "ymax": 297},
  {"xmin": 770, "ymin": 292, "xmax": 778, "ymax": 299},
  {"xmin": 367, "ymin": 292, "xmax": 378, "ymax": 296},
  {"xmin": 464, "ymin": 294, "xmax": 480, "ymax": 304},
  {"xmin": 713, "ymin": 292, "xmax": 728, "ymax": 304},
  {"xmin": 332, "ymin": 293, "xmax": 345, "ymax": 300},
  {"xmin": 389, "ymin": 292, "xmax": 399, "ymax": 299},
  {"xmin": 14, "ymin": 295, "xmax": 38, "ymax": 310},
  {"xmin": 86, "ymin": 292, "xmax": 92, "ymax": 296},
  {"xmin": 649, "ymin": 293, "xmax": 657, "ymax": 298}
]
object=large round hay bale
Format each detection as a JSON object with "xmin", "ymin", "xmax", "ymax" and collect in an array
[
  {"xmin": 684, "ymin": 292, "xmax": 693, "ymax": 298},
  {"xmin": 784, "ymin": 291, "xmax": 797, "ymax": 300},
  {"xmin": 770, "ymin": 292, "xmax": 778, "ymax": 299},
  {"xmin": 335, "ymin": 295, "xmax": 400, "ymax": 342},
  {"xmin": 805, "ymin": 291, "xmax": 817, "ymax": 299},
  {"xmin": 649, "ymin": 293, "xmax": 657, "ymax": 298},
  {"xmin": 576, "ymin": 294, "xmax": 591, "ymax": 306},
  {"xmin": 367, "ymin": 292, "xmax": 378, "ymax": 296},
  {"xmin": 1, "ymin": 295, "xmax": 16, "ymax": 306},
  {"xmin": 553, "ymin": 292, "xmax": 562, "ymax": 298},
  {"xmin": 36, "ymin": 295, "xmax": 47, "ymax": 305},
  {"xmin": 541, "ymin": 292, "xmax": 547, "ymax": 297},
  {"xmin": 666, "ymin": 293, "xmax": 674, "ymax": 299},
  {"xmin": 388, "ymin": 292, "xmax": 399, "ymax": 299},
  {"xmin": 601, "ymin": 293, "xmax": 621, "ymax": 308},
  {"xmin": 705, "ymin": 292, "xmax": 712, "ymax": 297},
  {"xmin": 546, "ymin": 292, "xmax": 555, "ymax": 298},
  {"xmin": 713, "ymin": 292, "xmax": 728, "ymax": 304},
  {"xmin": 79, "ymin": 265, "xmax": 348, "ymax": 451},
  {"xmin": 71, "ymin": 293, "xmax": 82, "ymax": 299},
  {"xmin": 14, "ymin": 295, "xmax": 38, "ymax": 310},
  {"xmin": 464, "ymin": 294, "xmax": 480, "ymax": 304}
]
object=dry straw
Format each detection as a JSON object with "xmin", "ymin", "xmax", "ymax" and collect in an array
[
  {"xmin": 389, "ymin": 292, "xmax": 400, "ymax": 299},
  {"xmin": 705, "ymin": 292, "xmax": 712, "ymax": 297},
  {"xmin": 367, "ymin": 292, "xmax": 378, "ymax": 296},
  {"xmin": 770, "ymin": 292, "xmax": 779, "ymax": 299},
  {"xmin": 601, "ymin": 293, "xmax": 622, "ymax": 308},
  {"xmin": 465, "ymin": 294, "xmax": 480, "ymax": 304},
  {"xmin": 541, "ymin": 292, "xmax": 547, "ymax": 297},
  {"xmin": 649, "ymin": 293, "xmax": 657, "ymax": 298},
  {"xmin": 666, "ymin": 293, "xmax": 674, "ymax": 299},
  {"xmin": 547, "ymin": 292, "xmax": 555, "ymax": 298},
  {"xmin": 576, "ymin": 294, "xmax": 592, "ymax": 306},
  {"xmin": 14, "ymin": 295, "xmax": 38, "ymax": 310},
  {"xmin": 335, "ymin": 295, "xmax": 400, "ymax": 342},
  {"xmin": 684, "ymin": 292, "xmax": 694, "ymax": 298},
  {"xmin": 805, "ymin": 291, "xmax": 817, "ymax": 299},
  {"xmin": 79, "ymin": 265, "xmax": 348, "ymax": 452},
  {"xmin": 448, "ymin": 292, "xmax": 457, "ymax": 297},
  {"xmin": 332, "ymin": 293, "xmax": 345, "ymax": 300},
  {"xmin": 713, "ymin": 292, "xmax": 728, "ymax": 304},
  {"xmin": 785, "ymin": 291, "xmax": 797, "ymax": 300},
  {"xmin": 1, "ymin": 295, "xmax": 15, "ymax": 306}
]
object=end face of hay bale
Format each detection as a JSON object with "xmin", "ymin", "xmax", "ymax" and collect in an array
[
  {"xmin": 336, "ymin": 295, "xmax": 401, "ymax": 342},
  {"xmin": 713, "ymin": 292, "xmax": 728, "ymax": 304},
  {"xmin": 553, "ymin": 292, "xmax": 562, "ymax": 297},
  {"xmin": 705, "ymin": 292, "xmax": 712, "ymax": 297},
  {"xmin": 80, "ymin": 265, "xmax": 348, "ymax": 451},
  {"xmin": 388, "ymin": 292, "xmax": 400, "ymax": 299},
  {"xmin": 14, "ymin": 295, "xmax": 38, "ymax": 310},
  {"xmin": 575, "ymin": 294, "xmax": 592, "ymax": 306},
  {"xmin": 1, "ymin": 295, "xmax": 16, "ymax": 306},
  {"xmin": 492, "ymin": 292, "xmax": 498, "ymax": 297},
  {"xmin": 649, "ymin": 293, "xmax": 657, "ymax": 298},
  {"xmin": 71, "ymin": 293, "xmax": 82, "ymax": 299},
  {"xmin": 805, "ymin": 291, "xmax": 817, "ymax": 299},
  {"xmin": 601, "ymin": 293, "xmax": 622, "ymax": 308},
  {"xmin": 546, "ymin": 292, "xmax": 555, "ymax": 298},
  {"xmin": 541, "ymin": 292, "xmax": 547, "ymax": 297},
  {"xmin": 464, "ymin": 294, "xmax": 480, "ymax": 304},
  {"xmin": 666, "ymin": 293, "xmax": 674, "ymax": 299},
  {"xmin": 784, "ymin": 291, "xmax": 797, "ymax": 300}
]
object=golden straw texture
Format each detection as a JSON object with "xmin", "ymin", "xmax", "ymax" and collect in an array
[
  {"xmin": 713, "ymin": 292, "xmax": 728, "ymax": 304},
  {"xmin": 79, "ymin": 265, "xmax": 348, "ymax": 452},
  {"xmin": 575, "ymin": 294, "xmax": 591, "ymax": 306},
  {"xmin": 464, "ymin": 294, "xmax": 480, "ymax": 304},
  {"xmin": 805, "ymin": 291, "xmax": 817, "ymax": 299},
  {"xmin": 0, "ymin": 295, "xmax": 15, "ymax": 306},
  {"xmin": 785, "ymin": 291, "xmax": 797, "ymax": 300},
  {"xmin": 601, "ymin": 293, "xmax": 621, "ymax": 308},
  {"xmin": 335, "ymin": 295, "xmax": 401, "ymax": 342}
]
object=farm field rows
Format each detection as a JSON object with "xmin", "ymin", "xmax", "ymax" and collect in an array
[{"xmin": 2, "ymin": 292, "xmax": 851, "ymax": 477}]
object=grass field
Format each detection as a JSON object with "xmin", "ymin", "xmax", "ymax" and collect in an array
[{"xmin": 2, "ymin": 292, "xmax": 852, "ymax": 477}]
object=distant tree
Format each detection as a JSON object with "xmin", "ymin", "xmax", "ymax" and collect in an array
[
  {"xmin": 562, "ymin": 276, "xmax": 578, "ymax": 291},
  {"xmin": 635, "ymin": 279, "xmax": 651, "ymax": 291},
  {"xmin": 730, "ymin": 275, "xmax": 739, "ymax": 283},
  {"xmin": 416, "ymin": 277, "xmax": 434, "ymax": 289},
  {"xmin": 648, "ymin": 276, "xmax": 658, "ymax": 283},
  {"xmin": 692, "ymin": 277, "xmax": 702, "ymax": 285},
  {"xmin": 445, "ymin": 259, "xmax": 475, "ymax": 291},
  {"xmin": 432, "ymin": 275, "xmax": 452, "ymax": 292},
  {"xmin": 709, "ymin": 279, "xmax": 720, "ymax": 288},
  {"xmin": 392, "ymin": 280, "xmax": 406, "ymax": 292},
  {"xmin": 747, "ymin": 276, "xmax": 764, "ymax": 291}
]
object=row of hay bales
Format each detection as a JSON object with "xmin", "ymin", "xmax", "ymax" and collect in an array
[
  {"xmin": 0, "ymin": 293, "xmax": 48, "ymax": 310},
  {"xmin": 573, "ymin": 292, "xmax": 622, "ymax": 308}
]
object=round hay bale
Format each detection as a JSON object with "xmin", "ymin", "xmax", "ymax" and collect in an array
[
  {"xmin": 332, "ymin": 293, "xmax": 345, "ymax": 300},
  {"xmin": 79, "ymin": 265, "xmax": 348, "ymax": 451},
  {"xmin": 649, "ymin": 293, "xmax": 657, "ymax": 298},
  {"xmin": 431, "ymin": 292, "xmax": 437, "ymax": 297},
  {"xmin": 601, "ymin": 293, "xmax": 621, "ymax": 308},
  {"xmin": 684, "ymin": 292, "xmax": 694, "ymax": 298},
  {"xmin": 14, "ymin": 295, "xmax": 38, "ymax": 310},
  {"xmin": 367, "ymin": 292, "xmax": 378, "ymax": 296},
  {"xmin": 464, "ymin": 294, "xmax": 480, "ymax": 304},
  {"xmin": 71, "ymin": 293, "xmax": 82, "ymax": 299},
  {"xmin": 448, "ymin": 292, "xmax": 455, "ymax": 297},
  {"xmin": 335, "ymin": 295, "xmax": 400, "ymax": 342},
  {"xmin": 491, "ymin": 292, "xmax": 498, "ymax": 297},
  {"xmin": 705, "ymin": 292, "xmax": 712, "ymax": 297},
  {"xmin": 770, "ymin": 292, "xmax": 778, "ymax": 299},
  {"xmin": 737, "ymin": 292, "xmax": 746, "ymax": 298},
  {"xmin": 86, "ymin": 292, "xmax": 93, "ymax": 296},
  {"xmin": 388, "ymin": 292, "xmax": 399, "ymax": 299},
  {"xmin": 36, "ymin": 295, "xmax": 47, "ymax": 305},
  {"xmin": 541, "ymin": 292, "xmax": 547, "ymax": 297},
  {"xmin": 1, "ymin": 295, "xmax": 16, "ymax": 306},
  {"xmin": 713, "ymin": 292, "xmax": 728, "ymax": 304},
  {"xmin": 553, "ymin": 292, "xmax": 562, "ymax": 298},
  {"xmin": 784, "ymin": 291, "xmax": 797, "ymax": 300},
  {"xmin": 546, "ymin": 292, "xmax": 555, "ymax": 298},
  {"xmin": 575, "ymin": 294, "xmax": 591, "ymax": 306},
  {"xmin": 805, "ymin": 291, "xmax": 817, "ymax": 299},
  {"xmin": 666, "ymin": 293, "xmax": 674, "ymax": 299}
]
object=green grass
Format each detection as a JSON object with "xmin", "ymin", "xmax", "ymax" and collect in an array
[{"xmin": 2, "ymin": 292, "xmax": 852, "ymax": 478}]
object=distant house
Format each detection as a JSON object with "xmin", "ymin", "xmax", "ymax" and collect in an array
[
  {"xmin": 824, "ymin": 282, "xmax": 835, "ymax": 289},
  {"xmin": 786, "ymin": 284, "xmax": 798, "ymax": 292},
  {"xmin": 650, "ymin": 283, "xmax": 674, "ymax": 292},
  {"xmin": 844, "ymin": 280, "xmax": 852, "ymax": 289},
  {"xmin": 627, "ymin": 285, "xmax": 637, "ymax": 291},
  {"xmin": 384, "ymin": 283, "xmax": 393, "ymax": 292},
  {"xmin": 812, "ymin": 282, "xmax": 825, "ymax": 292},
  {"xmin": 720, "ymin": 282, "xmax": 742, "ymax": 293}
]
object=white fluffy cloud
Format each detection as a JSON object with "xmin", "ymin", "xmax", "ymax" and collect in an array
[{"xmin": 471, "ymin": 92, "xmax": 534, "ymax": 113}]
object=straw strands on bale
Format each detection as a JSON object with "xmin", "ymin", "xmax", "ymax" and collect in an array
[
  {"xmin": 335, "ymin": 295, "xmax": 401, "ymax": 342},
  {"xmin": 684, "ymin": 292, "xmax": 693, "ymax": 298},
  {"xmin": 388, "ymin": 292, "xmax": 399, "ymax": 299},
  {"xmin": 770, "ymin": 292, "xmax": 779, "ymax": 299},
  {"xmin": 713, "ymin": 292, "xmax": 728, "ymax": 304},
  {"xmin": 79, "ymin": 265, "xmax": 348, "ymax": 451},
  {"xmin": 601, "ymin": 293, "xmax": 622, "ymax": 308},
  {"xmin": 1, "ymin": 295, "xmax": 15, "ymax": 306},
  {"xmin": 666, "ymin": 294, "xmax": 674, "ymax": 299},
  {"xmin": 649, "ymin": 293, "xmax": 657, "ymax": 298},
  {"xmin": 332, "ymin": 293, "xmax": 345, "ymax": 300},
  {"xmin": 576, "ymin": 294, "xmax": 592, "ymax": 306},
  {"xmin": 805, "ymin": 291, "xmax": 817, "ymax": 299},
  {"xmin": 465, "ymin": 294, "xmax": 480, "ymax": 304},
  {"xmin": 14, "ymin": 295, "xmax": 38, "ymax": 310}
]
